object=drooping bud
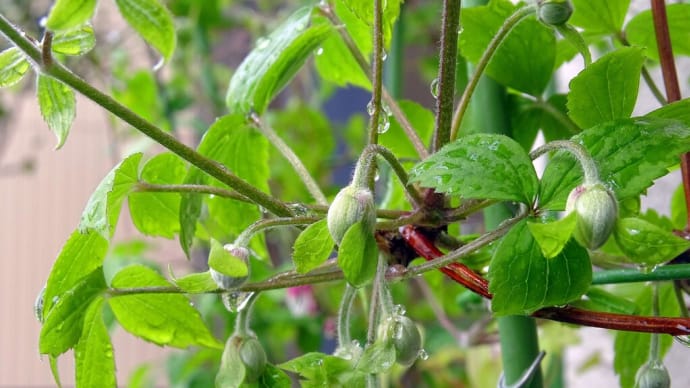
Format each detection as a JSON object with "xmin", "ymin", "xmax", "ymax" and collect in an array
[
  {"xmin": 209, "ymin": 242, "xmax": 250, "ymax": 290},
  {"xmin": 566, "ymin": 183, "xmax": 618, "ymax": 250},
  {"xmin": 217, "ymin": 335, "xmax": 267, "ymax": 385},
  {"xmin": 537, "ymin": 0, "xmax": 573, "ymax": 26},
  {"xmin": 635, "ymin": 360, "xmax": 671, "ymax": 388},
  {"xmin": 378, "ymin": 315, "xmax": 423, "ymax": 367},
  {"xmin": 327, "ymin": 184, "xmax": 376, "ymax": 244}
]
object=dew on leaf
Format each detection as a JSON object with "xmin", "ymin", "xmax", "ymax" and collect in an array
[{"xmin": 315, "ymin": 47, "xmax": 324, "ymax": 56}]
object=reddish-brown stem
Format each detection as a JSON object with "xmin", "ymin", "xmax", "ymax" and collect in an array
[
  {"xmin": 651, "ymin": 0, "xmax": 690, "ymax": 228},
  {"xmin": 400, "ymin": 225, "xmax": 690, "ymax": 336}
]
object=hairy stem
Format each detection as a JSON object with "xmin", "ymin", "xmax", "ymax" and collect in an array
[
  {"xmin": 0, "ymin": 14, "xmax": 293, "ymax": 217},
  {"xmin": 450, "ymin": 5, "xmax": 536, "ymax": 141},
  {"xmin": 337, "ymin": 284, "xmax": 357, "ymax": 348},
  {"xmin": 367, "ymin": 0, "xmax": 384, "ymax": 149},
  {"xmin": 250, "ymin": 113, "xmax": 328, "ymax": 205},
  {"xmin": 234, "ymin": 216, "xmax": 321, "ymax": 248},
  {"xmin": 234, "ymin": 291, "xmax": 260, "ymax": 336},
  {"xmin": 432, "ymin": 0, "xmax": 462, "ymax": 151},
  {"xmin": 530, "ymin": 140, "xmax": 599, "ymax": 184}
]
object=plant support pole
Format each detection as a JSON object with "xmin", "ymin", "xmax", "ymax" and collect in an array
[{"xmin": 462, "ymin": 1, "xmax": 542, "ymax": 387}]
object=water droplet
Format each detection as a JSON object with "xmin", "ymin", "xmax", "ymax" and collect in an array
[
  {"xmin": 38, "ymin": 17, "xmax": 47, "ymax": 28},
  {"xmin": 256, "ymin": 37, "xmax": 270, "ymax": 50},
  {"xmin": 430, "ymin": 78, "xmax": 439, "ymax": 99},
  {"xmin": 392, "ymin": 320, "xmax": 404, "ymax": 340},
  {"xmin": 152, "ymin": 57, "xmax": 165, "ymax": 72},
  {"xmin": 417, "ymin": 349, "xmax": 429, "ymax": 360},
  {"xmin": 381, "ymin": 49, "xmax": 387, "ymax": 61},
  {"xmin": 315, "ymin": 47, "xmax": 324, "ymax": 56},
  {"xmin": 221, "ymin": 291, "xmax": 254, "ymax": 313},
  {"xmin": 392, "ymin": 304, "xmax": 406, "ymax": 316},
  {"xmin": 289, "ymin": 203, "xmax": 310, "ymax": 216},
  {"xmin": 377, "ymin": 115, "xmax": 390, "ymax": 134},
  {"xmin": 34, "ymin": 286, "xmax": 46, "ymax": 323},
  {"xmin": 381, "ymin": 360, "xmax": 392, "ymax": 369},
  {"xmin": 674, "ymin": 334, "xmax": 690, "ymax": 347},
  {"xmin": 104, "ymin": 350, "xmax": 113, "ymax": 359},
  {"xmin": 374, "ymin": 173, "xmax": 380, "ymax": 182},
  {"xmin": 208, "ymin": 194, "xmax": 215, "ymax": 199},
  {"xmin": 366, "ymin": 101, "xmax": 375, "ymax": 116}
]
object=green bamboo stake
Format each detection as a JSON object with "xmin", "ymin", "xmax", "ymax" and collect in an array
[{"xmin": 462, "ymin": 1, "xmax": 543, "ymax": 387}]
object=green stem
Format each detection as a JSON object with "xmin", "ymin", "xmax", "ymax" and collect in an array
[
  {"xmin": 367, "ymin": 0, "xmax": 385, "ymax": 149},
  {"xmin": 318, "ymin": 4, "xmax": 429, "ymax": 159},
  {"xmin": 134, "ymin": 182, "xmax": 251, "ymax": 202},
  {"xmin": 352, "ymin": 144, "xmax": 423, "ymax": 207},
  {"xmin": 449, "ymin": 5, "xmax": 537, "ymax": 141},
  {"xmin": 250, "ymin": 113, "xmax": 328, "ymax": 205},
  {"xmin": 406, "ymin": 210, "xmax": 527, "ymax": 275},
  {"xmin": 641, "ymin": 66, "xmax": 668, "ymax": 106},
  {"xmin": 555, "ymin": 23, "xmax": 592, "ymax": 66},
  {"xmin": 674, "ymin": 281, "xmax": 689, "ymax": 318},
  {"xmin": 234, "ymin": 216, "xmax": 321, "ymax": 248},
  {"xmin": 432, "ymin": 0, "xmax": 462, "ymax": 152},
  {"xmin": 530, "ymin": 140, "xmax": 599, "ymax": 184},
  {"xmin": 592, "ymin": 264, "xmax": 690, "ymax": 285},
  {"xmin": 234, "ymin": 291, "xmax": 260, "ymax": 336},
  {"xmin": 384, "ymin": 5, "xmax": 404, "ymax": 99},
  {"xmin": 337, "ymin": 284, "xmax": 357, "ymax": 349},
  {"xmin": 649, "ymin": 283, "xmax": 661, "ymax": 361},
  {"xmin": 0, "ymin": 14, "xmax": 293, "ymax": 218},
  {"xmin": 375, "ymin": 254, "xmax": 394, "ymax": 317}
]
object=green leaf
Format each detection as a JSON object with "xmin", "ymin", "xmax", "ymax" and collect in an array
[
  {"xmin": 179, "ymin": 172, "xmax": 204, "ymax": 258},
  {"xmin": 292, "ymin": 219, "xmax": 334, "ymax": 274},
  {"xmin": 279, "ymin": 352, "xmax": 357, "ymax": 385},
  {"xmin": 671, "ymin": 184, "xmax": 687, "ymax": 231},
  {"xmin": 42, "ymin": 229, "xmax": 109, "ymax": 318},
  {"xmin": 173, "ymin": 271, "xmax": 218, "ymax": 293},
  {"xmin": 338, "ymin": 221, "xmax": 378, "ymax": 288},
  {"xmin": 52, "ymin": 25, "xmax": 96, "ymax": 56},
  {"xmin": 356, "ymin": 341, "xmax": 396, "ymax": 374},
  {"xmin": 566, "ymin": 47, "xmax": 645, "ymax": 129},
  {"xmin": 75, "ymin": 297, "xmax": 116, "ymax": 388},
  {"xmin": 488, "ymin": 220, "xmax": 592, "ymax": 316},
  {"xmin": 225, "ymin": 7, "xmax": 332, "ymax": 114},
  {"xmin": 527, "ymin": 212, "xmax": 577, "ymax": 259},
  {"xmin": 115, "ymin": 0, "xmax": 176, "ymax": 61},
  {"xmin": 0, "ymin": 47, "xmax": 30, "ymax": 88},
  {"xmin": 569, "ymin": 0, "xmax": 630, "ymax": 35},
  {"xmin": 184, "ymin": 114, "xmax": 269, "ymax": 254},
  {"xmin": 646, "ymin": 98, "xmax": 690, "ymax": 127},
  {"xmin": 410, "ymin": 134, "xmax": 539, "ymax": 204},
  {"xmin": 37, "ymin": 74, "xmax": 76, "ymax": 149},
  {"xmin": 340, "ymin": 0, "xmax": 402, "ymax": 47},
  {"xmin": 538, "ymin": 118, "xmax": 690, "ymax": 210},
  {"xmin": 459, "ymin": 0, "xmax": 556, "ymax": 96},
  {"xmin": 314, "ymin": 31, "xmax": 371, "ymax": 90},
  {"xmin": 80, "ymin": 153, "xmax": 142, "ymax": 238},
  {"xmin": 46, "ymin": 0, "xmax": 98, "ymax": 31},
  {"xmin": 510, "ymin": 94, "xmax": 576, "ymax": 150},
  {"xmin": 129, "ymin": 153, "xmax": 186, "ymax": 238},
  {"xmin": 259, "ymin": 364, "xmax": 292, "ymax": 388},
  {"xmin": 109, "ymin": 265, "xmax": 222, "ymax": 349},
  {"xmin": 40, "ymin": 268, "xmax": 107, "ymax": 356},
  {"xmin": 614, "ymin": 283, "xmax": 678, "ymax": 388},
  {"xmin": 613, "ymin": 217, "xmax": 690, "ymax": 268},
  {"xmin": 208, "ymin": 239, "xmax": 248, "ymax": 278},
  {"xmin": 625, "ymin": 4, "xmax": 690, "ymax": 62}
]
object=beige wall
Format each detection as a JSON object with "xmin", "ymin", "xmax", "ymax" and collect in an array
[{"xmin": 0, "ymin": 93, "xmax": 179, "ymax": 386}]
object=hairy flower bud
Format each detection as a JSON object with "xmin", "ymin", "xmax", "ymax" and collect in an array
[
  {"xmin": 379, "ymin": 316, "xmax": 423, "ymax": 367},
  {"xmin": 327, "ymin": 184, "xmax": 376, "ymax": 244},
  {"xmin": 210, "ymin": 244, "xmax": 250, "ymax": 290},
  {"xmin": 566, "ymin": 183, "xmax": 618, "ymax": 250},
  {"xmin": 538, "ymin": 0, "xmax": 573, "ymax": 26},
  {"xmin": 218, "ymin": 335, "xmax": 267, "ymax": 385},
  {"xmin": 238, "ymin": 337, "xmax": 267, "ymax": 382},
  {"xmin": 635, "ymin": 360, "xmax": 671, "ymax": 388}
]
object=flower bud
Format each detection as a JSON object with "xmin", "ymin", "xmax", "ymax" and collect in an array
[
  {"xmin": 238, "ymin": 337, "xmax": 267, "ymax": 382},
  {"xmin": 210, "ymin": 244, "xmax": 250, "ymax": 290},
  {"xmin": 538, "ymin": 0, "xmax": 573, "ymax": 26},
  {"xmin": 379, "ymin": 316, "xmax": 423, "ymax": 367},
  {"xmin": 566, "ymin": 183, "xmax": 618, "ymax": 250},
  {"xmin": 218, "ymin": 335, "xmax": 267, "ymax": 385},
  {"xmin": 635, "ymin": 360, "xmax": 671, "ymax": 388},
  {"xmin": 327, "ymin": 184, "xmax": 376, "ymax": 244}
]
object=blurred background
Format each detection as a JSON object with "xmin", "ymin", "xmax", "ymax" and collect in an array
[{"xmin": 1, "ymin": 0, "xmax": 689, "ymax": 386}]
